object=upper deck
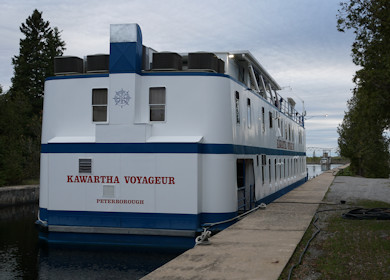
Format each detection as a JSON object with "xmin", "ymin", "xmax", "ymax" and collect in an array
[{"xmin": 43, "ymin": 24, "xmax": 305, "ymax": 154}]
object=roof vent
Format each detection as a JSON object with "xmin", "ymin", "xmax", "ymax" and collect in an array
[
  {"xmin": 188, "ymin": 52, "xmax": 218, "ymax": 72},
  {"xmin": 86, "ymin": 54, "xmax": 109, "ymax": 73},
  {"xmin": 152, "ymin": 52, "xmax": 182, "ymax": 71},
  {"xmin": 54, "ymin": 56, "xmax": 83, "ymax": 75}
]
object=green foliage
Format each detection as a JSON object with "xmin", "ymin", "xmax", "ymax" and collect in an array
[
  {"xmin": 10, "ymin": 9, "xmax": 65, "ymax": 112},
  {"xmin": 0, "ymin": 10, "xmax": 65, "ymax": 186},
  {"xmin": 336, "ymin": 166, "xmax": 353, "ymax": 176},
  {"xmin": 337, "ymin": 0, "xmax": 390, "ymax": 178}
]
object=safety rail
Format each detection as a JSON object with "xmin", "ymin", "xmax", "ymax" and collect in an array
[{"xmin": 237, "ymin": 184, "xmax": 255, "ymax": 212}]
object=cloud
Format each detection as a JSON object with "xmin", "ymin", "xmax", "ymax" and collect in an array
[{"xmin": 0, "ymin": 0, "xmax": 357, "ymax": 151}]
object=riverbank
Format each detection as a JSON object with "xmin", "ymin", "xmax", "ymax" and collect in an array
[
  {"xmin": 281, "ymin": 175, "xmax": 390, "ymax": 279},
  {"xmin": 0, "ymin": 185, "xmax": 39, "ymax": 208}
]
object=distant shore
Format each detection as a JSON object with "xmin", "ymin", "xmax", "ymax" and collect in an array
[{"xmin": 306, "ymin": 156, "xmax": 349, "ymax": 165}]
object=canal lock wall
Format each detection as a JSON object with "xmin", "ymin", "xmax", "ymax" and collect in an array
[{"xmin": 0, "ymin": 185, "xmax": 39, "ymax": 208}]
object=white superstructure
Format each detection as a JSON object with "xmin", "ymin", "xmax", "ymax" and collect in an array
[{"xmin": 37, "ymin": 24, "xmax": 307, "ymax": 248}]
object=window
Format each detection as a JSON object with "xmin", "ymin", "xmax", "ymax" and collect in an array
[
  {"xmin": 274, "ymin": 159, "xmax": 277, "ymax": 181},
  {"xmin": 92, "ymin": 88, "xmax": 108, "ymax": 122},
  {"xmin": 262, "ymin": 107, "xmax": 265, "ymax": 133},
  {"xmin": 149, "ymin": 87, "xmax": 166, "ymax": 121},
  {"xmin": 269, "ymin": 159, "xmax": 272, "ymax": 183},
  {"xmin": 261, "ymin": 155, "xmax": 266, "ymax": 185},
  {"xmin": 269, "ymin": 111, "xmax": 273, "ymax": 128},
  {"xmin": 235, "ymin": 91, "xmax": 240, "ymax": 124},
  {"xmin": 247, "ymin": 98, "xmax": 251, "ymax": 128},
  {"xmin": 279, "ymin": 159, "xmax": 282, "ymax": 180}
]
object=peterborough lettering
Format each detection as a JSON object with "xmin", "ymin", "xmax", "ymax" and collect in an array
[
  {"xmin": 66, "ymin": 175, "xmax": 175, "ymax": 184},
  {"xmin": 96, "ymin": 199, "xmax": 144, "ymax": 204}
]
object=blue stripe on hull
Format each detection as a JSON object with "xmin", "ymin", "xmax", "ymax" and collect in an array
[
  {"xmin": 38, "ymin": 232, "xmax": 196, "ymax": 249},
  {"xmin": 41, "ymin": 142, "xmax": 305, "ymax": 156},
  {"xmin": 40, "ymin": 208, "xmax": 203, "ymax": 230}
]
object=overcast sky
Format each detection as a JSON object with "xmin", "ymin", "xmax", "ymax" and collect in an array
[{"xmin": 0, "ymin": 0, "xmax": 357, "ymax": 156}]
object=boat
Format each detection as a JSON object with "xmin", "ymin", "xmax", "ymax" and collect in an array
[{"xmin": 36, "ymin": 23, "xmax": 307, "ymax": 249}]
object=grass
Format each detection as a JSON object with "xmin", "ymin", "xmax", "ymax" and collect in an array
[
  {"xmin": 335, "ymin": 165, "xmax": 354, "ymax": 176},
  {"xmin": 279, "ymin": 200, "xmax": 390, "ymax": 280}
]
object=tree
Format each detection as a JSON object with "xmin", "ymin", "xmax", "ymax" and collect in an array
[
  {"xmin": 10, "ymin": 9, "xmax": 65, "ymax": 112},
  {"xmin": 0, "ymin": 10, "xmax": 65, "ymax": 186},
  {"xmin": 337, "ymin": 0, "xmax": 390, "ymax": 177}
]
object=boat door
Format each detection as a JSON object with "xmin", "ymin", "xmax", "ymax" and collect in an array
[{"xmin": 237, "ymin": 159, "xmax": 255, "ymax": 212}]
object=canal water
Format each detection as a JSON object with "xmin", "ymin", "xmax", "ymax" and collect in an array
[
  {"xmin": 307, "ymin": 164, "xmax": 342, "ymax": 180},
  {"xmin": 0, "ymin": 204, "xmax": 184, "ymax": 280}
]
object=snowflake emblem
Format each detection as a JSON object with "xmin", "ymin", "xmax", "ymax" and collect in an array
[{"xmin": 113, "ymin": 89, "xmax": 131, "ymax": 108}]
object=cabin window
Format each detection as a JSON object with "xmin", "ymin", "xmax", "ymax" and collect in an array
[
  {"xmin": 279, "ymin": 159, "xmax": 282, "ymax": 180},
  {"xmin": 247, "ymin": 98, "xmax": 251, "ymax": 128},
  {"xmin": 92, "ymin": 88, "xmax": 108, "ymax": 122},
  {"xmin": 274, "ymin": 159, "xmax": 277, "ymax": 181},
  {"xmin": 261, "ymin": 155, "xmax": 266, "ymax": 185},
  {"xmin": 269, "ymin": 111, "xmax": 273, "ymax": 128},
  {"xmin": 262, "ymin": 107, "xmax": 265, "ymax": 133},
  {"xmin": 269, "ymin": 159, "xmax": 272, "ymax": 183},
  {"xmin": 235, "ymin": 91, "xmax": 240, "ymax": 124},
  {"xmin": 149, "ymin": 87, "xmax": 166, "ymax": 122}
]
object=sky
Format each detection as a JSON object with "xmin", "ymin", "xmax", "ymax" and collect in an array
[{"xmin": 0, "ymin": 0, "xmax": 358, "ymax": 156}]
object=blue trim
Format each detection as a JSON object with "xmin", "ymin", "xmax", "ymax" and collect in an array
[
  {"xmin": 142, "ymin": 71, "xmax": 230, "ymax": 78},
  {"xmin": 41, "ymin": 143, "xmax": 306, "ymax": 156},
  {"xmin": 40, "ymin": 209, "xmax": 202, "ymax": 230},
  {"xmin": 46, "ymin": 73, "xmax": 109, "ymax": 81},
  {"xmin": 39, "ymin": 232, "xmax": 196, "ymax": 249}
]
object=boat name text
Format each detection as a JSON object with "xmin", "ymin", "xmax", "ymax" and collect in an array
[
  {"xmin": 66, "ymin": 175, "xmax": 175, "ymax": 184},
  {"xmin": 277, "ymin": 139, "xmax": 295, "ymax": 150}
]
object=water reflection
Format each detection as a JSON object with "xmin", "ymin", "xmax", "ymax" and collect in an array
[
  {"xmin": 307, "ymin": 164, "xmax": 341, "ymax": 180},
  {"xmin": 0, "ymin": 204, "xmax": 184, "ymax": 280}
]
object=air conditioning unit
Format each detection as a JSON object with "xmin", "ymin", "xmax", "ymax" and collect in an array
[
  {"xmin": 54, "ymin": 56, "xmax": 83, "ymax": 75},
  {"xmin": 86, "ymin": 54, "xmax": 109, "ymax": 73},
  {"xmin": 188, "ymin": 52, "xmax": 218, "ymax": 72},
  {"xmin": 152, "ymin": 52, "xmax": 182, "ymax": 70},
  {"xmin": 217, "ymin": 58, "xmax": 225, "ymax": 74}
]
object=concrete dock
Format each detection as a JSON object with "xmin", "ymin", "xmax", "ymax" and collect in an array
[{"xmin": 142, "ymin": 169, "xmax": 340, "ymax": 280}]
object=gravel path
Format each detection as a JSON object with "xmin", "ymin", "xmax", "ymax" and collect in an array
[{"xmin": 325, "ymin": 175, "xmax": 390, "ymax": 204}]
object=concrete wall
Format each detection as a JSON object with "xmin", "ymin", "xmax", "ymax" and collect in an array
[{"xmin": 0, "ymin": 185, "xmax": 39, "ymax": 208}]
